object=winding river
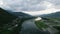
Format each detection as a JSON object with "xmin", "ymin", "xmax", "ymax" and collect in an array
[{"xmin": 20, "ymin": 19, "xmax": 50, "ymax": 34}]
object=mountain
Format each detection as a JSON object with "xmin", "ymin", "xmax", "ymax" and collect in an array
[
  {"xmin": 0, "ymin": 8, "xmax": 36, "ymax": 34},
  {"xmin": 0, "ymin": 8, "xmax": 24, "ymax": 34},
  {"xmin": 0, "ymin": 8, "xmax": 18, "ymax": 24},
  {"xmin": 41, "ymin": 11, "xmax": 60, "ymax": 18},
  {"xmin": 12, "ymin": 12, "xmax": 35, "ymax": 19}
]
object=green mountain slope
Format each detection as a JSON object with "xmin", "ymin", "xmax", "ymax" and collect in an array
[
  {"xmin": 0, "ymin": 8, "xmax": 36, "ymax": 34},
  {"xmin": 42, "ymin": 12, "xmax": 60, "ymax": 18},
  {"xmin": 0, "ymin": 8, "xmax": 17, "ymax": 24},
  {"xmin": 0, "ymin": 8, "xmax": 21, "ymax": 34}
]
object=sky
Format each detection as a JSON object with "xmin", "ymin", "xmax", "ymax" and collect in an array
[{"xmin": 0, "ymin": 0, "xmax": 60, "ymax": 16}]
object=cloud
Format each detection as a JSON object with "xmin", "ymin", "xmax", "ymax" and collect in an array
[
  {"xmin": 0, "ymin": 0, "xmax": 60, "ymax": 15},
  {"xmin": 0, "ymin": 0, "xmax": 47, "ymax": 11},
  {"xmin": 21, "ymin": 7, "xmax": 60, "ymax": 16},
  {"xmin": 20, "ymin": 1, "xmax": 60, "ymax": 16},
  {"xmin": 0, "ymin": 1, "xmax": 3, "ymax": 5},
  {"xmin": 46, "ymin": 0, "xmax": 60, "ymax": 9},
  {"xmin": 46, "ymin": 0, "xmax": 60, "ymax": 5},
  {"xmin": 0, "ymin": 0, "xmax": 54, "ymax": 11}
]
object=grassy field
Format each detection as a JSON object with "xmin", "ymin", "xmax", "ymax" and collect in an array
[
  {"xmin": 35, "ymin": 18, "xmax": 60, "ymax": 34},
  {"xmin": 35, "ymin": 20, "xmax": 49, "ymax": 29}
]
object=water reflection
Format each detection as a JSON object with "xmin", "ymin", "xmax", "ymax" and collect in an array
[{"xmin": 20, "ymin": 19, "xmax": 50, "ymax": 34}]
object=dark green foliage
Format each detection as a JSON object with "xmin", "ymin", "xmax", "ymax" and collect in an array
[
  {"xmin": 0, "ymin": 8, "xmax": 17, "ymax": 24},
  {"xmin": 35, "ymin": 17, "xmax": 60, "ymax": 34},
  {"xmin": 53, "ymin": 26, "xmax": 60, "ymax": 34},
  {"xmin": 0, "ymin": 8, "xmax": 19, "ymax": 34},
  {"xmin": 0, "ymin": 8, "xmax": 35, "ymax": 34},
  {"xmin": 35, "ymin": 20, "xmax": 49, "ymax": 29}
]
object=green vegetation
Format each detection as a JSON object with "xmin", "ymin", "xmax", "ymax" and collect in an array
[
  {"xmin": 35, "ymin": 20, "xmax": 48, "ymax": 29},
  {"xmin": 0, "ymin": 8, "xmax": 35, "ymax": 34},
  {"xmin": 35, "ymin": 17, "xmax": 60, "ymax": 34},
  {"xmin": 0, "ymin": 8, "xmax": 60, "ymax": 34},
  {"xmin": 0, "ymin": 8, "xmax": 17, "ymax": 23},
  {"xmin": 53, "ymin": 26, "xmax": 60, "ymax": 34},
  {"xmin": 0, "ymin": 8, "xmax": 22, "ymax": 34}
]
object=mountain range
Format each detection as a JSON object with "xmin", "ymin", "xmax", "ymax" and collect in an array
[
  {"xmin": 12, "ymin": 12, "xmax": 33, "ymax": 18},
  {"xmin": 0, "ymin": 8, "xmax": 18, "ymax": 24},
  {"xmin": 41, "ymin": 11, "xmax": 60, "ymax": 18}
]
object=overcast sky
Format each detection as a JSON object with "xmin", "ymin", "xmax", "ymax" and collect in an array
[{"xmin": 0, "ymin": 0, "xmax": 60, "ymax": 16}]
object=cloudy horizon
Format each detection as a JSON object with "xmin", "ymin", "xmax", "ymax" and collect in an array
[{"xmin": 0, "ymin": 0, "xmax": 60, "ymax": 16}]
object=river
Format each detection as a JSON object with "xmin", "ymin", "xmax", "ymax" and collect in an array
[{"xmin": 20, "ymin": 19, "xmax": 50, "ymax": 34}]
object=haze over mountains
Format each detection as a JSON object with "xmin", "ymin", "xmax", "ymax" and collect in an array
[
  {"xmin": 0, "ymin": 7, "xmax": 60, "ymax": 18},
  {"xmin": 12, "ymin": 12, "xmax": 33, "ymax": 18},
  {"xmin": 41, "ymin": 11, "xmax": 60, "ymax": 18}
]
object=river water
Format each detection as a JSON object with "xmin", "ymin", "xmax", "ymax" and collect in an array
[{"xmin": 20, "ymin": 19, "xmax": 50, "ymax": 34}]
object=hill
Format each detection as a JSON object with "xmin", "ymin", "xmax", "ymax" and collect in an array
[{"xmin": 41, "ymin": 11, "xmax": 60, "ymax": 18}]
